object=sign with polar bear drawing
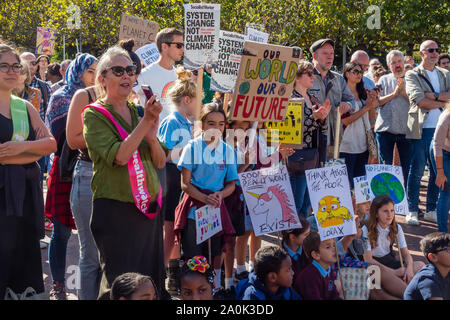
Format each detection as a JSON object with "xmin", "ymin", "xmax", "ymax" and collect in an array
[
  {"xmin": 306, "ymin": 164, "xmax": 356, "ymax": 241},
  {"xmin": 239, "ymin": 165, "xmax": 301, "ymax": 236}
]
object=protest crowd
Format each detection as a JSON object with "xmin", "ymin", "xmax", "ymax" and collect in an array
[{"xmin": 1, "ymin": 5, "xmax": 450, "ymax": 302}]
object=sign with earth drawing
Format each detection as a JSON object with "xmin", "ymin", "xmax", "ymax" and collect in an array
[{"xmin": 365, "ymin": 165, "xmax": 408, "ymax": 215}]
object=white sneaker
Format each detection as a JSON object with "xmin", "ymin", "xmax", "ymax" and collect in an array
[
  {"xmin": 424, "ymin": 211, "xmax": 437, "ymax": 223},
  {"xmin": 406, "ymin": 212, "xmax": 420, "ymax": 226},
  {"xmin": 40, "ymin": 240, "xmax": 48, "ymax": 249}
]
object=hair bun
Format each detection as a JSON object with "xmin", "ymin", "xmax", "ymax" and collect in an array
[
  {"xmin": 175, "ymin": 66, "xmax": 192, "ymax": 81},
  {"xmin": 119, "ymin": 39, "xmax": 135, "ymax": 52}
]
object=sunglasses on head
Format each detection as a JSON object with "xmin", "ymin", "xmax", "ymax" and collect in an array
[
  {"xmin": 423, "ymin": 48, "xmax": 440, "ymax": 53},
  {"xmin": 104, "ymin": 65, "xmax": 137, "ymax": 77},
  {"xmin": 434, "ymin": 246, "xmax": 450, "ymax": 253},
  {"xmin": 165, "ymin": 42, "xmax": 184, "ymax": 49}
]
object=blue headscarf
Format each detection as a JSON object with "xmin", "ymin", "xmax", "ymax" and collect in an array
[{"xmin": 45, "ymin": 53, "xmax": 97, "ymax": 139}]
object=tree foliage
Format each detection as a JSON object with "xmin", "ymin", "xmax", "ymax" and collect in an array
[{"xmin": 0, "ymin": 0, "xmax": 448, "ymax": 65}]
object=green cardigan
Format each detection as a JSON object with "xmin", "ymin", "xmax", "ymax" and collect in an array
[{"xmin": 83, "ymin": 100, "xmax": 167, "ymax": 203}]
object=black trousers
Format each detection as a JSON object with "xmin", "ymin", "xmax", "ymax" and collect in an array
[{"xmin": 91, "ymin": 198, "xmax": 165, "ymax": 300}]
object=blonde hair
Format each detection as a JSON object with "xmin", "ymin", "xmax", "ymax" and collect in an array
[
  {"xmin": 296, "ymin": 60, "xmax": 314, "ymax": 78},
  {"xmin": 95, "ymin": 46, "xmax": 132, "ymax": 98},
  {"xmin": 20, "ymin": 59, "xmax": 32, "ymax": 85},
  {"xmin": 167, "ymin": 66, "xmax": 198, "ymax": 107}
]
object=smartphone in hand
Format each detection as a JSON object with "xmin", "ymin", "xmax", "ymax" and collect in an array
[{"xmin": 141, "ymin": 85, "xmax": 154, "ymax": 104}]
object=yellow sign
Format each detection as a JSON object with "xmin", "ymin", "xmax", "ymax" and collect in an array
[{"xmin": 265, "ymin": 99, "xmax": 303, "ymax": 148}]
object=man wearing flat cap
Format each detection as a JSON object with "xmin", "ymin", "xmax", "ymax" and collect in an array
[{"xmin": 307, "ymin": 39, "xmax": 355, "ymax": 159}]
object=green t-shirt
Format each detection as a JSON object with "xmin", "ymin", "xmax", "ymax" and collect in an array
[{"xmin": 83, "ymin": 100, "xmax": 168, "ymax": 204}]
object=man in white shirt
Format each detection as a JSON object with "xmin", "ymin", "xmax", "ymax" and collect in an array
[
  {"xmin": 405, "ymin": 40, "xmax": 450, "ymax": 225},
  {"xmin": 136, "ymin": 28, "xmax": 184, "ymax": 122}
]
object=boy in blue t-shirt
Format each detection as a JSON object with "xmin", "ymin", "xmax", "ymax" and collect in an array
[
  {"xmin": 239, "ymin": 246, "xmax": 301, "ymax": 300},
  {"xmin": 404, "ymin": 232, "xmax": 450, "ymax": 300}
]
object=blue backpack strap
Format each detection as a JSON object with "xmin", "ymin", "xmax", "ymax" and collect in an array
[{"xmin": 235, "ymin": 278, "xmax": 249, "ymax": 300}]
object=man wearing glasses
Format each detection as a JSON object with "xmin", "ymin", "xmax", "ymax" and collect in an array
[
  {"xmin": 405, "ymin": 40, "xmax": 450, "ymax": 225},
  {"xmin": 136, "ymin": 28, "xmax": 184, "ymax": 123}
]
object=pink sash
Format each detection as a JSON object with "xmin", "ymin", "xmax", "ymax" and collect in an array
[{"xmin": 82, "ymin": 102, "xmax": 162, "ymax": 219}]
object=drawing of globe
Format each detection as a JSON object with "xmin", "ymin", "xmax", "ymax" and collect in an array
[{"xmin": 370, "ymin": 173, "xmax": 405, "ymax": 204}]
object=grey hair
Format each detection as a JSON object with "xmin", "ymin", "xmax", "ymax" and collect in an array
[
  {"xmin": 386, "ymin": 50, "xmax": 404, "ymax": 65},
  {"xmin": 95, "ymin": 46, "xmax": 132, "ymax": 98}
]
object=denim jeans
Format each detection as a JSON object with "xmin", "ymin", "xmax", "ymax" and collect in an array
[
  {"xmin": 289, "ymin": 173, "xmax": 310, "ymax": 218},
  {"xmin": 429, "ymin": 147, "xmax": 450, "ymax": 233},
  {"xmin": 376, "ymin": 132, "xmax": 412, "ymax": 183},
  {"xmin": 48, "ymin": 219, "xmax": 72, "ymax": 284},
  {"xmin": 339, "ymin": 151, "xmax": 369, "ymax": 189},
  {"xmin": 70, "ymin": 160, "xmax": 101, "ymax": 300},
  {"xmin": 407, "ymin": 128, "xmax": 439, "ymax": 213}
]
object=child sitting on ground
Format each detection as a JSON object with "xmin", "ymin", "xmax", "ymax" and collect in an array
[
  {"xmin": 362, "ymin": 194, "xmax": 425, "ymax": 298},
  {"xmin": 110, "ymin": 272, "xmax": 158, "ymax": 300},
  {"xmin": 281, "ymin": 217, "xmax": 310, "ymax": 283},
  {"xmin": 237, "ymin": 246, "xmax": 301, "ymax": 300},
  {"xmin": 404, "ymin": 232, "xmax": 450, "ymax": 300},
  {"xmin": 294, "ymin": 232, "xmax": 342, "ymax": 300},
  {"xmin": 179, "ymin": 256, "xmax": 215, "ymax": 300}
]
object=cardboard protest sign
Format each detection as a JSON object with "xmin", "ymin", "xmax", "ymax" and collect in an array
[
  {"xmin": 210, "ymin": 31, "xmax": 245, "ymax": 92},
  {"xmin": 239, "ymin": 165, "xmax": 302, "ymax": 236},
  {"xmin": 119, "ymin": 13, "xmax": 159, "ymax": 50},
  {"xmin": 135, "ymin": 43, "xmax": 160, "ymax": 67},
  {"xmin": 354, "ymin": 176, "xmax": 371, "ymax": 204},
  {"xmin": 36, "ymin": 27, "xmax": 56, "ymax": 55},
  {"xmin": 306, "ymin": 165, "xmax": 356, "ymax": 241},
  {"xmin": 246, "ymin": 27, "xmax": 269, "ymax": 43},
  {"xmin": 184, "ymin": 3, "xmax": 220, "ymax": 70},
  {"xmin": 265, "ymin": 99, "xmax": 303, "ymax": 148},
  {"xmin": 365, "ymin": 164, "xmax": 408, "ymax": 215},
  {"xmin": 195, "ymin": 205, "xmax": 222, "ymax": 244},
  {"xmin": 229, "ymin": 41, "xmax": 301, "ymax": 122}
]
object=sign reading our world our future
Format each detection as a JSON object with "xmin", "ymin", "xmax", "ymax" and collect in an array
[{"xmin": 230, "ymin": 41, "xmax": 301, "ymax": 122}]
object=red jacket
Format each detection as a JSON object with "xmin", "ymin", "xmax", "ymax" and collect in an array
[{"xmin": 174, "ymin": 189, "xmax": 236, "ymax": 247}]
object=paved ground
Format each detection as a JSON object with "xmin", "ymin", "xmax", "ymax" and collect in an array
[{"xmin": 40, "ymin": 174, "xmax": 448, "ymax": 299}]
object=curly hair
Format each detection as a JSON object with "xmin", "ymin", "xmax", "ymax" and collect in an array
[
  {"xmin": 178, "ymin": 256, "xmax": 215, "ymax": 290},
  {"xmin": 367, "ymin": 195, "xmax": 398, "ymax": 250}
]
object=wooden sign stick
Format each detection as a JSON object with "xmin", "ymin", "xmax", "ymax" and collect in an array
[
  {"xmin": 335, "ymin": 238, "xmax": 347, "ymax": 300},
  {"xmin": 397, "ymin": 239, "xmax": 404, "ymax": 269},
  {"xmin": 194, "ymin": 68, "xmax": 204, "ymax": 137},
  {"xmin": 223, "ymin": 93, "xmax": 231, "ymax": 115},
  {"xmin": 208, "ymin": 238, "xmax": 212, "ymax": 267},
  {"xmin": 334, "ymin": 109, "xmax": 342, "ymax": 160}
]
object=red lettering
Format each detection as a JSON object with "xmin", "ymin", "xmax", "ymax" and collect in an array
[
  {"xmin": 277, "ymin": 98, "xmax": 288, "ymax": 120},
  {"xmin": 269, "ymin": 98, "xmax": 279, "ymax": 119},
  {"xmin": 261, "ymin": 97, "xmax": 272, "ymax": 120},
  {"xmin": 254, "ymin": 96, "xmax": 265, "ymax": 118},
  {"xmin": 242, "ymin": 96, "xmax": 254, "ymax": 118},
  {"xmin": 233, "ymin": 94, "xmax": 246, "ymax": 117}
]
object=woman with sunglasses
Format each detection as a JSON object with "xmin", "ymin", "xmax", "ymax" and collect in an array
[
  {"xmin": 0, "ymin": 43, "xmax": 56, "ymax": 299},
  {"xmin": 13, "ymin": 59, "xmax": 41, "ymax": 112},
  {"xmin": 45, "ymin": 53, "xmax": 98, "ymax": 300},
  {"xmin": 83, "ymin": 46, "xmax": 167, "ymax": 300},
  {"xmin": 287, "ymin": 60, "xmax": 331, "ymax": 218},
  {"xmin": 340, "ymin": 62, "xmax": 378, "ymax": 188}
]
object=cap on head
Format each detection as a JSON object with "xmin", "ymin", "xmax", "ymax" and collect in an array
[{"xmin": 310, "ymin": 39, "xmax": 335, "ymax": 54}]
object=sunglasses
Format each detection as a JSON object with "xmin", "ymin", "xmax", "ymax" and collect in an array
[
  {"xmin": 30, "ymin": 61, "xmax": 38, "ymax": 66},
  {"xmin": 350, "ymin": 69, "xmax": 363, "ymax": 75},
  {"xmin": 423, "ymin": 48, "xmax": 440, "ymax": 53},
  {"xmin": 302, "ymin": 71, "xmax": 314, "ymax": 77},
  {"xmin": 0, "ymin": 63, "xmax": 23, "ymax": 73},
  {"xmin": 104, "ymin": 65, "xmax": 137, "ymax": 77},
  {"xmin": 165, "ymin": 42, "xmax": 184, "ymax": 49},
  {"xmin": 434, "ymin": 247, "xmax": 450, "ymax": 253}
]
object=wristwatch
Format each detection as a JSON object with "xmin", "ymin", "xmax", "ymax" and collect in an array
[{"xmin": 434, "ymin": 92, "xmax": 439, "ymax": 101}]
